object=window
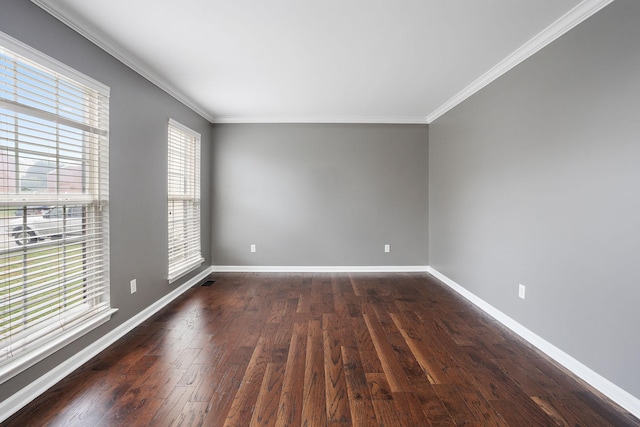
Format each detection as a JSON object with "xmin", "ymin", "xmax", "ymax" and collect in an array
[
  {"xmin": 167, "ymin": 119, "xmax": 202, "ymax": 282},
  {"xmin": 0, "ymin": 32, "xmax": 113, "ymax": 382}
]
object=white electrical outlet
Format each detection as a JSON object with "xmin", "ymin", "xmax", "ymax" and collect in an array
[
  {"xmin": 250, "ymin": 244, "xmax": 256, "ymax": 253},
  {"xmin": 130, "ymin": 279, "xmax": 137, "ymax": 294},
  {"xmin": 518, "ymin": 284, "xmax": 525, "ymax": 300},
  {"xmin": 384, "ymin": 244, "xmax": 390, "ymax": 253}
]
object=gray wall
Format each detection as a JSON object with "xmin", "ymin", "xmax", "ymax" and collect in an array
[
  {"xmin": 212, "ymin": 123, "xmax": 429, "ymax": 266},
  {"xmin": 0, "ymin": 0, "xmax": 211, "ymax": 403},
  {"xmin": 429, "ymin": 0, "xmax": 640, "ymax": 398}
]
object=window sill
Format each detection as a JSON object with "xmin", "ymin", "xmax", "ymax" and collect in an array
[
  {"xmin": 168, "ymin": 257, "xmax": 205, "ymax": 284},
  {"xmin": 0, "ymin": 307, "xmax": 117, "ymax": 385}
]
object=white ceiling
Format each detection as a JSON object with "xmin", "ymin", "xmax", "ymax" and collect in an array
[{"xmin": 33, "ymin": 0, "xmax": 611, "ymax": 124}]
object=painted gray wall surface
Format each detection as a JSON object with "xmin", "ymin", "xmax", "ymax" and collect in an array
[
  {"xmin": 0, "ymin": 0, "xmax": 211, "ymax": 403},
  {"xmin": 212, "ymin": 124, "xmax": 428, "ymax": 266},
  {"xmin": 429, "ymin": 0, "xmax": 640, "ymax": 398}
]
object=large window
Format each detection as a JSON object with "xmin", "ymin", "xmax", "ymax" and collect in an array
[
  {"xmin": 167, "ymin": 119, "xmax": 202, "ymax": 282},
  {"xmin": 0, "ymin": 32, "xmax": 112, "ymax": 382}
]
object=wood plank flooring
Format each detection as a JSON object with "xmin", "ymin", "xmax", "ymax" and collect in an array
[{"xmin": 4, "ymin": 273, "xmax": 639, "ymax": 426}]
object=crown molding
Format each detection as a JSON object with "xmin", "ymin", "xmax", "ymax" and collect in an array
[
  {"xmin": 32, "ymin": 0, "xmax": 613, "ymax": 126},
  {"xmin": 426, "ymin": 0, "xmax": 615, "ymax": 124},
  {"xmin": 31, "ymin": 0, "xmax": 216, "ymax": 123},
  {"xmin": 213, "ymin": 116, "xmax": 429, "ymax": 125}
]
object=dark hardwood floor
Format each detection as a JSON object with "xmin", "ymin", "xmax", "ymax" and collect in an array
[{"xmin": 4, "ymin": 273, "xmax": 639, "ymax": 426}]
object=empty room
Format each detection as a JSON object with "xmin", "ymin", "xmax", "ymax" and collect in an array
[{"xmin": 1, "ymin": 0, "xmax": 639, "ymax": 425}]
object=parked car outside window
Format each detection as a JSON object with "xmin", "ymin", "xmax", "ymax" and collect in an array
[
  {"xmin": 9, "ymin": 206, "xmax": 84, "ymax": 246},
  {"xmin": 14, "ymin": 206, "xmax": 49, "ymax": 217}
]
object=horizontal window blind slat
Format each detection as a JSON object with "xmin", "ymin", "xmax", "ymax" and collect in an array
[
  {"xmin": 0, "ymin": 99, "xmax": 107, "ymax": 136},
  {"xmin": 0, "ymin": 268, "xmax": 107, "ymax": 303},
  {"xmin": 0, "ymin": 289, "xmax": 103, "ymax": 335},
  {"xmin": 0, "ymin": 299, "xmax": 111, "ymax": 354}
]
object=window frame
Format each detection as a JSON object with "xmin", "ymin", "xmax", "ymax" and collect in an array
[
  {"xmin": 0, "ymin": 31, "xmax": 114, "ymax": 384},
  {"xmin": 167, "ymin": 119, "xmax": 202, "ymax": 283}
]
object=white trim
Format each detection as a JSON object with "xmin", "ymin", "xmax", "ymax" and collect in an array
[
  {"xmin": 168, "ymin": 257, "xmax": 204, "ymax": 284},
  {"xmin": 0, "ymin": 30, "xmax": 109, "ymax": 95},
  {"xmin": 426, "ymin": 266, "xmax": 640, "ymax": 419},
  {"xmin": 213, "ymin": 116, "xmax": 429, "ymax": 125},
  {"xmin": 168, "ymin": 118, "xmax": 202, "ymax": 139},
  {"xmin": 0, "ymin": 308, "xmax": 117, "ymax": 385},
  {"xmin": 0, "ymin": 266, "xmax": 214, "ymax": 425},
  {"xmin": 30, "ymin": 0, "xmax": 213, "ymax": 122},
  {"xmin": 212, "ymin": 265, "xmax": 429, "ymax": 273},
  {"xmin": 426, "ymin": 0, "xmax": 614, "ymax": 123}
]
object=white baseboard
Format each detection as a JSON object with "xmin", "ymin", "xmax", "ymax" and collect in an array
[
  {"xmin": 427, "ymin": 266, "xmax": 640, "ymax": 419},
  {"xmin": 212, "ymin": 265, "xmax": 429, "ymax": 273},
  {"xmin": 0, "ymin": 266, "xmax": 214, "ymax": 424}
]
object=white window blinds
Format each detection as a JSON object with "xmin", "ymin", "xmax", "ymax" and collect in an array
[
  {"xmin": 168, "ymin": 119, "xmax": 202, "ymax": 282},
  {"xmin": 0, "ymin": 32, "xmax": 113, "ymax": 383}
]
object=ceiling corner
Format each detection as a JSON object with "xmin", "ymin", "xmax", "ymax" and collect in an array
[
  {"xmin": 31, "ymin": 0, "xmax": 216, "ymax": 123},
  {"xmin": 426, "ymin": 0, "xmax": 615, "ymax": 124}
]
